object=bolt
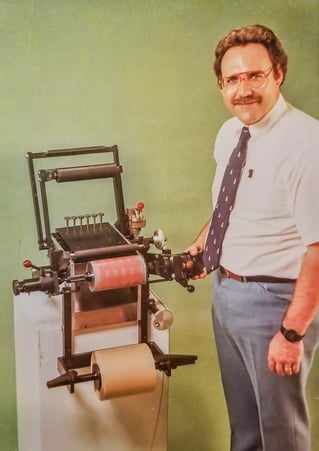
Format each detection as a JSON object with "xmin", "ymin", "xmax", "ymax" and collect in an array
[
  {"xmin": 71, "ymin": 216, "xmax": 77, "ymax": 232},
  {"xmin": 64, "ymin": 216, "xmax": 71, "ymax": 232},
  {"xmin": 84, "ymin": 214, "xmax": 91, "ymax": 230},
  {"xmin": 98, "ymin": 212, "xmax": 104, "ymax": 230},
  {"xmin": 78, "ymin": 215, "xmax": 84, "ymax": 231},
  {"xmin": 92, "ymin": 213, "xmax": 98, "ymax": 231}
]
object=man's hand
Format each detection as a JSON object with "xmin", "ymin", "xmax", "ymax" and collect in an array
[
  {"xmin": 185, "ymin": 219, "xmax": 211, "ymax": 279},
  {"xmin": 268, "ymin": 331, "xmax": 304, "ymax": 376},
  {"xmin": 268, "ymin": 243, "xmax": 319, "ymax": 377},
  {"xmin": 186, "ymin": 242, "xmax": 207, "ymax": 279}
]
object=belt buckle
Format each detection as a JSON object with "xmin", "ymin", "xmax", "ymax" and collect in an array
[{"xmin": 224, "ymin": 268, "xmax": 230, "ymax": 278}]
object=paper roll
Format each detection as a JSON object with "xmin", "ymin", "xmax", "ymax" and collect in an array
[
  {"xmin": 87, "ymin": 254, "xmax": 147, "ymax": 292},
  {"xmin": 91, "ymin": 343, "xmax": 157, "ymax": 400}
]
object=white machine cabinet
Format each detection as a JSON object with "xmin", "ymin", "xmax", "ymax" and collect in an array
[{"xmin": 14, "ymin": 291, "xmax": 169, "ymax": 451}]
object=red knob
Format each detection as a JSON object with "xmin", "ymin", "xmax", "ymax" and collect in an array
[
  {"xmin": 23, "ymin": 259, "xmax": 32, "ymax": 268},
  {"xmin": 137, "ymin": 202, "xmax": 144, "ymax": 210},
  {"xmin": 185, "ymin": 260, "xmax": 194, "ymax": 269}
]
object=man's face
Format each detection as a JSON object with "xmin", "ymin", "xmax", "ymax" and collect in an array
[{"xmin": 220, "ymin": 43, "xmax": 283, "ymax": 125}]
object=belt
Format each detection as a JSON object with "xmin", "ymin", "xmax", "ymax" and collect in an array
[{"xmin": 219, "ymin": 266, "xmax": 296, "ymax": 284}]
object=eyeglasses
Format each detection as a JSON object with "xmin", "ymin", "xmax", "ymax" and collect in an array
[{"xmin": 220, "ymin": 66, "xmax": 274, "ymax": 93}]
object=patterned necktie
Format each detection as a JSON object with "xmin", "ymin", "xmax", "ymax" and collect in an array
[{"xmin": 203, "ymin": 126, "xmax": 250, "ymax": 272}]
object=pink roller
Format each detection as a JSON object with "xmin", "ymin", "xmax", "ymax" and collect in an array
[{"xmin": 87, "ymin": 254, "xmax": 147, "ymax": 292}]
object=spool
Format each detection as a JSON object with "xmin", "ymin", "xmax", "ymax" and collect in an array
[
  {"xmin": 55, "ymin": 164, "xmax": 119, "ymax": 182},
  {"xmin": 91, "ymin": 343, "xmax": 157, "ymax": 400},
  {"xmin": 87, "ymin": 254, "xmax": 147, "ymax": 292}
]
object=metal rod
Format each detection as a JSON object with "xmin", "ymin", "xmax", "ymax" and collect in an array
[
  {"xmin": 62, "ymin": 290, "xmax": 73, "ymax": 364},
  {"xmin": 38, "ymin": 173, "xmax": 53, "ymax": 249},
  {"xmin": 113, "ymin": 173, "xmax": 127, "ymax": 235},
  {"xmin": 26, "ymin": 152, "xmax": 45, "ymax": 249},
  {"xmin": 27, "ymin": 145, "xmax": 118, "ymax": 160},
  {"xmin": 71, "ymin": 244, "xmax": 145, "ymax": 261}
]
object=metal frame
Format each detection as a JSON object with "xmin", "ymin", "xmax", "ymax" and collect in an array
[
  {"xmin": 16, "ymin": 145, "xmax": 198, "ymax": 393},
  {"xmin": 26, "ymin": 145, "xmax": 127, "ymax": 250}
]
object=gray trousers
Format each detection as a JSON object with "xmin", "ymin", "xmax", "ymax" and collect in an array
[{"xmin": 213, "ymin": 270, "xmax": 319, "ymax": 451}]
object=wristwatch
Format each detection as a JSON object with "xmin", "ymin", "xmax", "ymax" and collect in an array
[{"xmin": 280, "ymin": 325, "xmax": 305, "ymax": 342}]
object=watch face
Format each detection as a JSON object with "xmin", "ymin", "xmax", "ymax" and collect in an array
[
  {"xmin": 286, "ymin": 330, "xmax": 298, "ymax": 342},
  {"xmin": 281, "ymin": 325, "xmax": 304, "ymax": 342}
]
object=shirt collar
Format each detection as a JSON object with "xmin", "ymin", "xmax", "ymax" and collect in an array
[{"xmin": 236, "ymin": 94, "xmax": 288, "ymax": 138}]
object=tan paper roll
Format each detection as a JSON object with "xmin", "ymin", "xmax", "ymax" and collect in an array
[
  {"xmin": 91, "ymin": 343, "xmax": 157, "ymax": 400},
  {"xmin": 87, "ymin": 254, "xmax": 147, "ymax": 292}
]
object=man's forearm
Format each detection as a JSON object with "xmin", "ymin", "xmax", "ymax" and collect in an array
[
  {"xmin": 190, "ymin": 219, "xmax": 211, "ymax": 252},
  {"xmin": 282, "ymin": 243, "xmax": 319, "ymax": 335}
]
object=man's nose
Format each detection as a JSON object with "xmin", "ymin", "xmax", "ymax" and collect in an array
[{"xmin": 236, "ymin": 77, "xmax": 253, "ymax": 95}]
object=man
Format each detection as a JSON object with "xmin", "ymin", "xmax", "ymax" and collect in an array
[{"xmin": 188, "ymin": 24, "xmax": 319, "ymax": 450}]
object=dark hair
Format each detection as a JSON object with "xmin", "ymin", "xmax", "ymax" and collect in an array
[{"xmin": 213, "ymin": 24, "xmax": 288, "ymax": 85}]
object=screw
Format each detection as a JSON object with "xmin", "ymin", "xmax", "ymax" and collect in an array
[
  {"xmin": 92, "ymin": 213, "xmax": 98, "ymax": 231},
  {"xmin": 64, "ymin": 216, "xmax": 71, "ymax": 232},
  {"xmin": 71, "ymin": 216, "xmax": 77, "ymax": 232},
  {"xmin": 98, "ymin": 212, "xmax": 104, "ymax": 230},
  {"xmin": 78, "ymin": 215, "xmax": 84, "ymax": 231},
  {"xmin": 84, "ymin": 214, "xmax": 91, "ymax": 230}
]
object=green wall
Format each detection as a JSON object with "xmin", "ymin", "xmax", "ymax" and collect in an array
[{"xmin": 1, "ymin": 1, "xmax": 318, "ymax": 450}]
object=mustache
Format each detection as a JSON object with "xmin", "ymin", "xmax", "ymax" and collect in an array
[{"xmin": 232, "ymin": 95, "xmax": 262, "ymax": 105}]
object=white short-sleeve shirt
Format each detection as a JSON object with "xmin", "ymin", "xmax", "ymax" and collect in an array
[{"xmin": 213, "ymin": 95, "xmax": 319, "ymax": 278}]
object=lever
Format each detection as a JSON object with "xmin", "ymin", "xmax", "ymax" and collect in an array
[{"xmin": 23, "ymin": 259, "xmax": 40, "ymax": 270}]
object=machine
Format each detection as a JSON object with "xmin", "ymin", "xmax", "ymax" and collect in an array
[{"xmin": 13, "ymin": 145, "xmax": 203, "ymax": 400}]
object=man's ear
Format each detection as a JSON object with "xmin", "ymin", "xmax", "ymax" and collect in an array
[{"xmin": 274, "ymin": 65, "xmax": 284, "ymax": 86}]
